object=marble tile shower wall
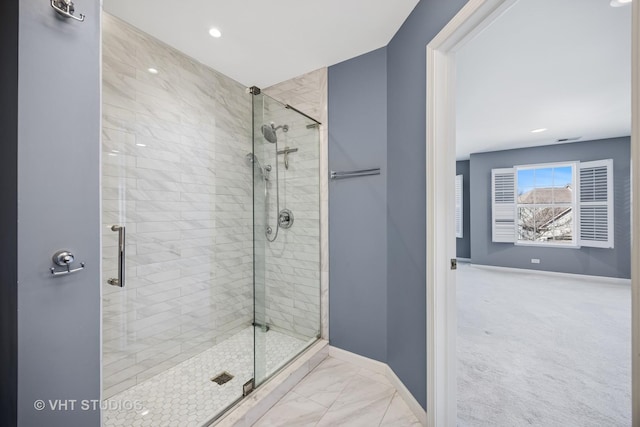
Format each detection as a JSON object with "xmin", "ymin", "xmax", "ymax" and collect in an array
[
  {"xmin": 101, "ymin": 14, "xmax": 253, "ymax": 398},
  {"xmin": 262, "ymin": 70, "xmax": 327, "ymax": 339}
]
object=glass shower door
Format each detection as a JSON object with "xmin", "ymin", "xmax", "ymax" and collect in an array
[
  {"xmin": 252, "ymin": 90, "xmax": 322, "ymax": 386},
  {"xmin": 100, "ymin": 76, "xmax": 252, "ymax": 425}
]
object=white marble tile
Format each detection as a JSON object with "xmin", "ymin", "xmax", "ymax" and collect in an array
[
  {"xmin": 103, "ymin": 13, "xmax": 254, "ymax": 396},
  {"xmin": 103, "ymin": 15, "xmax": 324, "ymax": 420},
  {"xmin": 251, "ymin": 353, "xmax": 422, "ymax": 427},
  {"xmin": 380, "ymin": 393, "xmax": 423, "ymax": 427},
  {"xmin": 358, "ymin": 366, "xmax": 394, "ymax": 387},
  {"xmin": 263, "ymin": 69, "xmax": 326, "ymax": 341},
  {"xmin": 253, "ymin": 392, "xmax": 327, "ymax": 427},
  {"xmin": 103, "ymin": 327, "xmax": 307, "ymax": 426},
  {"xmin": 314, "ymin": 374, "xmax": 396, "ymax": 427},
  {"xmin": 292, "ymin": 357, "xmax": 358, "ymax": 408}
]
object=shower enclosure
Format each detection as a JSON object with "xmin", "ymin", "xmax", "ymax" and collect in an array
[{"xmin": 101, "ymin": 14, "xmax": 320, "ymax": 426}]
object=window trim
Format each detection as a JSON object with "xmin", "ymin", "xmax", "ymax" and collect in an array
[{"xmin": 513, "ymin": 161, "xmax": 579, "ymax": 248}]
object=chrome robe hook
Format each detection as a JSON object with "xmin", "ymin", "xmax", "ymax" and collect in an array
[{"xmin": 51, "ymin": 0, "xmax": 85, "ymax": 22}]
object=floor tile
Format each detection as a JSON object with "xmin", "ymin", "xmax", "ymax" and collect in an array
[
  {"xmin": 103, "ymin": 327, "xmax": 310, "ymax": 426},
  {"xmin": 380, "ymin": 393, "xmax": 422, "ymax": 426},
  {"xmin": 292, "ymin": 357, "xmax": 358, "ymax": 407},
  {"xmin": 315, "ymin": 374, "xmax": 395, "ymax": 427},
  {"xmin": 253, "ymin": 391, "xmax": 328, "ymax": 427},
  {"xmin": 357, "ymin": 366, "xmax": 392, "ymax": 386}
]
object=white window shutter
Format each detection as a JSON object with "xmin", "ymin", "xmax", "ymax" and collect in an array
[
  {"xmin": 455, "ymin": 175, "xmax": 463, "ymax": 238},
  {"xmin": 492, "ymin": 168, "xmax": 515, "ymax": 243},
  {"xmin": 579, "ymin": 159, "xmax": 614, "ymax": 248}
]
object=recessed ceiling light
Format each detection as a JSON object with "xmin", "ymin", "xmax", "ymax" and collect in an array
[
  {"xmin": 610, "ymin": 0, "xmax": 632, "ymax": 7},
  {"xmin": 209, "ymin": 27, "xmax": 222, "ymax": 38},
  {"xmin": 147, "ymin": 68, "xmax": 159, "ymax": 74},
  {"xmin": 530, "ymin": 128, "xmax": 547, "ymax": 133},
  {"xmin": 136, "ymin": 143, "xmax": 147, "ymax": 147},
  {"xmin": 108, "ymin": 153, "xmax": 117, "ymax": 157},
  {"xmin": 111, "ymin": 150, "xmax": 120, "ymax": 153}
]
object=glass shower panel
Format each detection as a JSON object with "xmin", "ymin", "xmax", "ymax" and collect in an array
[
  {"xmin": 101, "ymin": 14, "xmax": 254, "ymax": 424},
  {"xmin": 101, "ymin": 113, "xmax": 251, "ymax": 424},
  {"xmin": 252, "ymin": 92, "xmax": 321, "ymax": 387}
]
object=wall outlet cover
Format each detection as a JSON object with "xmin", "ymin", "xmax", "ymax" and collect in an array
[{"xmin": 531, "ymin": 259, "xmax": 541, "ymax": 264}]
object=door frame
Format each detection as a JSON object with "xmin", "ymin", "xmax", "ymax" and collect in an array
[{"xmin": 425, "ymin": 0, "xmax": 640, "ymax": 425}]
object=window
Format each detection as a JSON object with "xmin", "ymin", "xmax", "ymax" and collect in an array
[
  {"xmin": 516, "ymin": 163, "xmax": 576, "ymax": 246},
  {"xmin": 455, "ymin": 174, "xmax": 463, "ymax": 238},
  {"xmin": 491, "ymin": 159, "xmax": 613, "ymax": 248}
]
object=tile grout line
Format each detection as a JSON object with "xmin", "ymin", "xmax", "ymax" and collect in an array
[
  {"xmin": 309, "ymin": 364, "xmax": 361, "ymax": 427},
  {"xmin": 376, "ymin": 391, "xmax": 396, "ymax": 427}
]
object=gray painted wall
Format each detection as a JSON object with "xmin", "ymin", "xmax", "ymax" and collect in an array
[
  {"xmin": 386, "ymin": 0, "xmax": 468, "ymax": 408},
  {"xmin": 456, "ymin": 160, "xmax": 471, "ymax": 259},
  {"xmin": 1, "ymin": 0, "xmax": 18, "ymax": 424},
  {"xmin": 470, "ymin": 137, "xmax": 631, "ymax": 279},
  {"xmin": 327, "ymin": 0, "xmax": 469, "ymax": 407},
  {"xmin": 18, "ymin": 1, "xmax": 101, "ymax": 426},
  {"xmin": 328, "ymin": 47, "xmax": 388, "ymax": 363}
]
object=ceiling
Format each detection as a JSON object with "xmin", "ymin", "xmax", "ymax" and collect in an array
[
  {"xmin": 103, "ymin": 0, "xmax": 419, "ymax": 88},
  {"xmin": 455, "ymin": 0, "xmax": 632, "ymax": 160}
]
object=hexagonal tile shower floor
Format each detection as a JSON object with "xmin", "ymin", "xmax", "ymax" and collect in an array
[{"xmin": 103, "ymin": 327, "xmax": 309, "ymax": 427}]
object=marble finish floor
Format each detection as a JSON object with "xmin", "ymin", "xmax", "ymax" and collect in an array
[
  {"xmin": 104, "ymin": 326, "xmax": 310, "ymax": 427},
  {"xmin": 253, "ymin": 356, "xmax": 421, "ymax": 427},
  {"xmin": 457, "ymin": 264, "xmax": 631, "ymax": 426}
]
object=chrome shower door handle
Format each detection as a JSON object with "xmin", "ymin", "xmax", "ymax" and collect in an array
[{"xmin": 108, "ymin": 225, "xmax": 125, "ymax": 287}]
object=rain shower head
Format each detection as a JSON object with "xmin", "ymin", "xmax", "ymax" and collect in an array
[{"xmin": 261, "ymin": 122, "xmax": 289, "ymax": 144}]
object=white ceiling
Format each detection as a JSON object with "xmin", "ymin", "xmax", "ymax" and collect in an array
[
  {"xmin": 455, "ymin": 0, "xmax": 632, "ymax": 160},
  {"xmin": 103, "ymin": 0, "xmax": 419, "ymax": 88}
]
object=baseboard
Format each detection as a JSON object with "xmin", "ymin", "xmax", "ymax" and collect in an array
[
  {"xmin": 471, "ymin": 263, "xmax": 631, "ymax": 285},
  {"xmin": 328, "ymin": 346, "xmax": 427, "ymax": 426},
  {"xmin": 385, "ymin": 365, "xmax": 428, "ymax": 426}
]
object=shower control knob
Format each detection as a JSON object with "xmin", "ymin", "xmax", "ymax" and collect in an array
[{"xmin": 278, "ymin": 209, "xmax": 294, "ymax": 229}]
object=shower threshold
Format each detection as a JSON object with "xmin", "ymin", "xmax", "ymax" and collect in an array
[{"xmin": 103, "ymin": 326, "xmax": 310, "ymax": 427}]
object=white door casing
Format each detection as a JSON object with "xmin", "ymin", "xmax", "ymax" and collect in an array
[{"xmin": 425, "ymin": 0, "xmax": 639, "ymax": 426}]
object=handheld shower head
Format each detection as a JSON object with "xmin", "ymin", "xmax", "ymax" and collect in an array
[{"xmin": 245, "ymin": 153, "xmax": 271, "ymax": 180}]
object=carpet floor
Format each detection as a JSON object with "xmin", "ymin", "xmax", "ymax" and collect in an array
[{"xmin": 457, "ymin": 264, "xmax": 631, "ymax": 426}]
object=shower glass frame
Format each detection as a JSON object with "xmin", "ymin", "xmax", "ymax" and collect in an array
[
  {"xmin": 251, "ymin": 89, "xmax": 322, "ymax": 388},
  {"xmin": 101, "ymin": 78, "xmax": 320, "ymax": 426}
]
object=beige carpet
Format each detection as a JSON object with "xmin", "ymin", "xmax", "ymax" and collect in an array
[{"xmin": 457, "ymin": 263, "xmax": 631, "ymax": 426}]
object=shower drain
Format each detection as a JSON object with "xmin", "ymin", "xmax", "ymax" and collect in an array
[{"xmin": 210, "ymin": 371, "xmax": 234, "ymax": 385}]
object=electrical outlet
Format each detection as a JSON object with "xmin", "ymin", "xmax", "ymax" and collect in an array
[{"xmin": 531, "ymin": 258, "xmax": 540, "ymax": 264}]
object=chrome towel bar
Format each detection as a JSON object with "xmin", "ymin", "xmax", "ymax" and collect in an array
[{"xmin": 330, "ymin": 168, "xmax": 381, "ymax": 180}]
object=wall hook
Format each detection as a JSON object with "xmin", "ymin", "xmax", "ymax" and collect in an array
[
  {"xmin": 51, "ymin": 0, "xmax": 85, "ymax": 22},
  {"xmin": 50, "ymin": 250, "xmax": 85, "ymax": 277}
]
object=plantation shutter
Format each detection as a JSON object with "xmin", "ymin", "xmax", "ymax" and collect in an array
[
  {"xmin": 491, "ymin": 168, "xmax": 516, "ymax": 243},
  {"xmin": 455, "ymin": 174, "xmax": 463, "ymax": 238},
  {"xmin": 579, "ymin": 159, "xmax": 614, "ymax": 248}
]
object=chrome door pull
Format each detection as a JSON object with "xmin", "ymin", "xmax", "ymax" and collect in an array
[{"xmin": 108, "ymin": 225, "xmax": 125, "ymax": 287}]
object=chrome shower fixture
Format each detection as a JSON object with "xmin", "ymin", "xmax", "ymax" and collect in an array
[
  {"xmin": 261, "ymin": 122, "xmax": 289, "ymax": 144},
  {"xmin": 245, "ymin": 153, "xmax": 271, "ymax": 180},
  {"xmin": 277, "ymin": 146, "xmax": 298, "ymax": 170}
]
